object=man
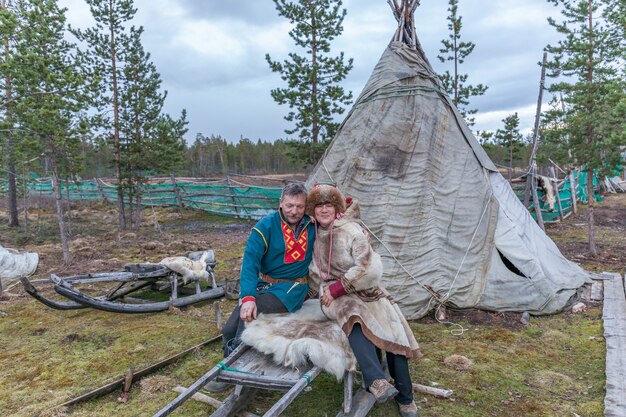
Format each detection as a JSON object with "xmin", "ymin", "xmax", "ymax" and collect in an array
[{"xmin": 206, "ymin": 183, "xmax": 314, "ymax": 392}]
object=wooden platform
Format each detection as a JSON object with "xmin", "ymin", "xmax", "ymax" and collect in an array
[{"xmin": 601, "ymin": 271, "xmax": 626, "ymax": 417}]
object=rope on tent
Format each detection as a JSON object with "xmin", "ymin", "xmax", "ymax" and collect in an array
[
  {"xmin": 443, "ymin": 188, "xmax": 493, "ymax": 303},
  {"xmin": 358, "ymin": 221, "xmax": 441, "ymax": 301},
  {"xmin": 362, "ymin": 220, "xmax": 466, "ymax": 336}
]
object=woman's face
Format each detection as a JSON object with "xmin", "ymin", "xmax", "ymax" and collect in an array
[{"xmin": 314, "ymin": 203, "xmax": 336, "ymax": 228}]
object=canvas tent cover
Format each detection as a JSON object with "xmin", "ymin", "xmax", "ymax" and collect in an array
[{"xmin": 307, "ymin": 41, "xmax": 590, "ymax": 320}]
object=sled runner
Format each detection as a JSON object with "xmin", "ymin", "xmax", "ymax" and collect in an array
[{"xmin": 21, "ymin": 250, "xmax": 225, "ymax": 313}]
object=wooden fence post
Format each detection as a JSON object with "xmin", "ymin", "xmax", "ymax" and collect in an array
[
  {"xmin": 170, "ymin": 176, "xmax": 184, "ymax": 210},
  {"xmin": 226, "ymin": 177, "xmax": 241, "ymax": 219},
  {"xmin": 95, "ymin": 178, "xmax": 110, "ymax": 204}
]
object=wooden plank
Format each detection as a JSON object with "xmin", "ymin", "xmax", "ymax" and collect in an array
[
  {"xmin": 228, "ymin": 349, "xmax": 304, "ymax": 380},
  {"xmin": 343, "ymin": 372, "xmax": 353, "ymax": 414},
  {"xmin": 172, "ymin": 386, "xmax": 222, "ymax": 408},
  {"xmin": 262, "ymin": 366, "xmax": 322, "ymax": 417},
  {"xmin": 210, "ymin": 386, "xmax": 258, "ymax": 417},
  {"xmin": 45, "ymin": 335, "xmax": 221, "ymax": 412},
  {"xmin": 602, "ymin": 272, "xmax": 626, "ymax": 417},
  {"xmin": 591, "ymin": 280, "xmax": 604, "ymax": 301},
  {"xmin": 336, "ymin": 388, "xmax": 376, "ymax": 417},
  {"xmin": 153, "ymin": 344, "xmax": 250, "ymax": 417},
  {"xmin": 216, "ymin": 372, "xmax": 295, "ymax": 391}
]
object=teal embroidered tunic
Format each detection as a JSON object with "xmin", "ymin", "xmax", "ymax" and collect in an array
[{"xmin": 239, "ymin": 210, "xmax": 315, "ymax": 312}]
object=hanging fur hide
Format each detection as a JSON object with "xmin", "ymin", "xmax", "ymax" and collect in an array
[
  {"xmin": 538, "ymin": 176, "xmax": 556, "ymax": 211},
  {"xmin": 240, "ymin": 299, "xmax": 357, "ymax": 380}
]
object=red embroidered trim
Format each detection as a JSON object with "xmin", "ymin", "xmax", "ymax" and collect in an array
[{"xmin": 281, "ymin": 221, "xmax": 308, "ymax": 264}]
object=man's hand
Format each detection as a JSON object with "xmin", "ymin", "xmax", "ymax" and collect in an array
[
  {"xmin": 240, "ymin": 300, "xmax": 258, "ymax": 322},
  {"xmin": 321, "ymin": 289, "xmax": 334, "ymax": 307}
]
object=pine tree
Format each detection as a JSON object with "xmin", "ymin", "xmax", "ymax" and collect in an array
[
  {"xmin": 118, "ymin": 25, "xmax": 168, "ymax": 229},
  {"xmin": 266, "ymin": 0, "xmax": 353, "ymax": 166},
  {"xmin": 71, "ymin": 0, "xmax": 137, "ymax": 231},
  {"xmin": 11, "ymin": 0, "xmax": 90, "ymax": 263},
  {"xmin": 1, "ymin": 0, "xmax": 20, "ymax": 227},
  {"xmin": 494, "ymin": 113, "xmax": 524, "ymax": 181},
  {"xmin": 544, "ymin": 0, "xmax": 626, "ymax": 254},
  {"xmin": 437, "ymin": 0, "xmax": 487, "ymax": 126}
]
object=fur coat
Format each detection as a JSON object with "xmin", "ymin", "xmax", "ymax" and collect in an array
[{"xmin": 309, "ymin": 199, "xmax": 422, "ymax": 359}]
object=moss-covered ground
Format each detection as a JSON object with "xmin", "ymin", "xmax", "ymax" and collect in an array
[{"xmin": 1, "ymin": 193, "xmax": 624, "ymax": 416}]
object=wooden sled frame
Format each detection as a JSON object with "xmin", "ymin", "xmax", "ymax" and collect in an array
[
  {"xmin": 152, "ymin": 343, "xmax": 379, "ymax": 417},
  {"xmin": 21, "ymin": 251, "xmax": 225, "ymax": 313}
]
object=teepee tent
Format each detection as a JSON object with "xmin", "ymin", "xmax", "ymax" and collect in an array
[{"xmin": 306, "ymin": 0, "xmax": 590, "ymax": 320}]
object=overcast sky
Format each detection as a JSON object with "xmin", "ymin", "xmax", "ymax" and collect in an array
[{"xmin": 59, "ymin": 0, "xmax": 564, "ymax": 143}]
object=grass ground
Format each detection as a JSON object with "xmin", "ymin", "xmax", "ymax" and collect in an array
[{"xmin": 0, "ymin": 193, "xmax": 624, "ymax": 417}]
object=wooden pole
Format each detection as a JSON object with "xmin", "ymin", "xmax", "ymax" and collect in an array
[
  {"xmin": 152, "ymin": 344, "xmax": 250, "ymax": 417},
  {"xmin": 170, "ymin": 175, "xmax": 184, "ymax": 210},
  {"xmin": 44, "ymin": 335, "xmax": 222, "ymax": 412},
  {"xmin": 570, "ymin": 171, "xmax": 578, "ymax": 214},
  {"xmin": 528, "ymin": 52, "xmax": 548, "ymax": 167},
  {"xmin": 412, "ymin": 383, "xmax": 454, "ymax": 398},
  {"xmin": 524, "ymin": 52, "xmax": 548, "ymax": 210},
  {"xmin": 549, "ymin": 166, "xmax": 565, "ymax": 221},
  {"xmin": 95, "ymin": 177, "xmax": 110, "ymax": 204},
  {"xmin": 226, "ymin": 177, "xmax": 241, "ymax": 219},
  {"xmin": 531, "ymin": 173, "xmax": 545, "ymax": 231}
]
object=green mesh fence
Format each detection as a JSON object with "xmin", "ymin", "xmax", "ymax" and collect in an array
[
  {"xmin": 513, "ymin": 170, "xmax": 603, "ymax": 223},
  {"xmin": 2, "ymin": 171, "xmax": 613, "ymax": 222},
  {"xmin": 15, "ymin": 178, "xmax": 282, "ymax": 220}
]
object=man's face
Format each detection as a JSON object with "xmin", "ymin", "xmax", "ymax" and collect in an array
[{"xmin": 279, "ymin": 194, "xmax": 306, "ymax": 226}]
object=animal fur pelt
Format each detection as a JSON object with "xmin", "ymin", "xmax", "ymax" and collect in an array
[
  {"xmin": 240, "ymin": 299, "xmax": 356, "ymax": 380},
  {"xmin": 159, "ymin": 251, "xmax": 210, "ymax": 284},
  {"xmin": 538, "ymin": 176, "xmax": 556, "ymax": 211}
]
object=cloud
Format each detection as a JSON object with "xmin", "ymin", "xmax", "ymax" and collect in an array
[{"xmin": 59, "ymin": 0, "xmax": 565, "ymax": 142}]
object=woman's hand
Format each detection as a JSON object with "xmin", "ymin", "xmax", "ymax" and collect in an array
[
  {"xmin": 321, "ymin": 289, "xmax": 334, "ymax": 307},
  {"xmin": 240, "ymin": 301, "xmax": 257, "ymax": 322}
]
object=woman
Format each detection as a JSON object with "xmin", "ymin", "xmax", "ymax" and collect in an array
[{"xmin": 307, "ymin": 184, "xmax": 421, "ymax": 417}]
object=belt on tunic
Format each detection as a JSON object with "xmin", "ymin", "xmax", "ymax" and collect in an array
[{"xmin": 260, "ymin": 273, "xmax": 309, "ymax": 286}]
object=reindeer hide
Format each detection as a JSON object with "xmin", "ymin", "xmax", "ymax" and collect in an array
[{"xmin": 240, "ymin": 299, "xmax": 356, "ymax": 380}]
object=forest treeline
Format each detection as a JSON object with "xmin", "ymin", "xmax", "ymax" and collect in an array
[{"xmin": 80, "ymin": 133, "xmax": 301, "ymax": 179}]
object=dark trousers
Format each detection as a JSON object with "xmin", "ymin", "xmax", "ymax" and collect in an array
[
  {"xmin": 348, "ymin": 323, "xmax": 414, "ymax": 405},
  {"xmin": 222, "ymin": 292, "xmax": 287, "ymax": 356}
]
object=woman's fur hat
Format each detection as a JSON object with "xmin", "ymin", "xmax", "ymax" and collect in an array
[{"xmin": 306, "ymin": 184, "xmax": 346, "ymax": 216}]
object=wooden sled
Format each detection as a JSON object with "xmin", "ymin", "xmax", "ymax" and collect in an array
[
  {"xmin": 153, "ymin": 343, "xmax": 379, "ymax": 417},
  {"xmin": 21, "ymin": 250, "xmax": 225, "ymax": 313}
]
